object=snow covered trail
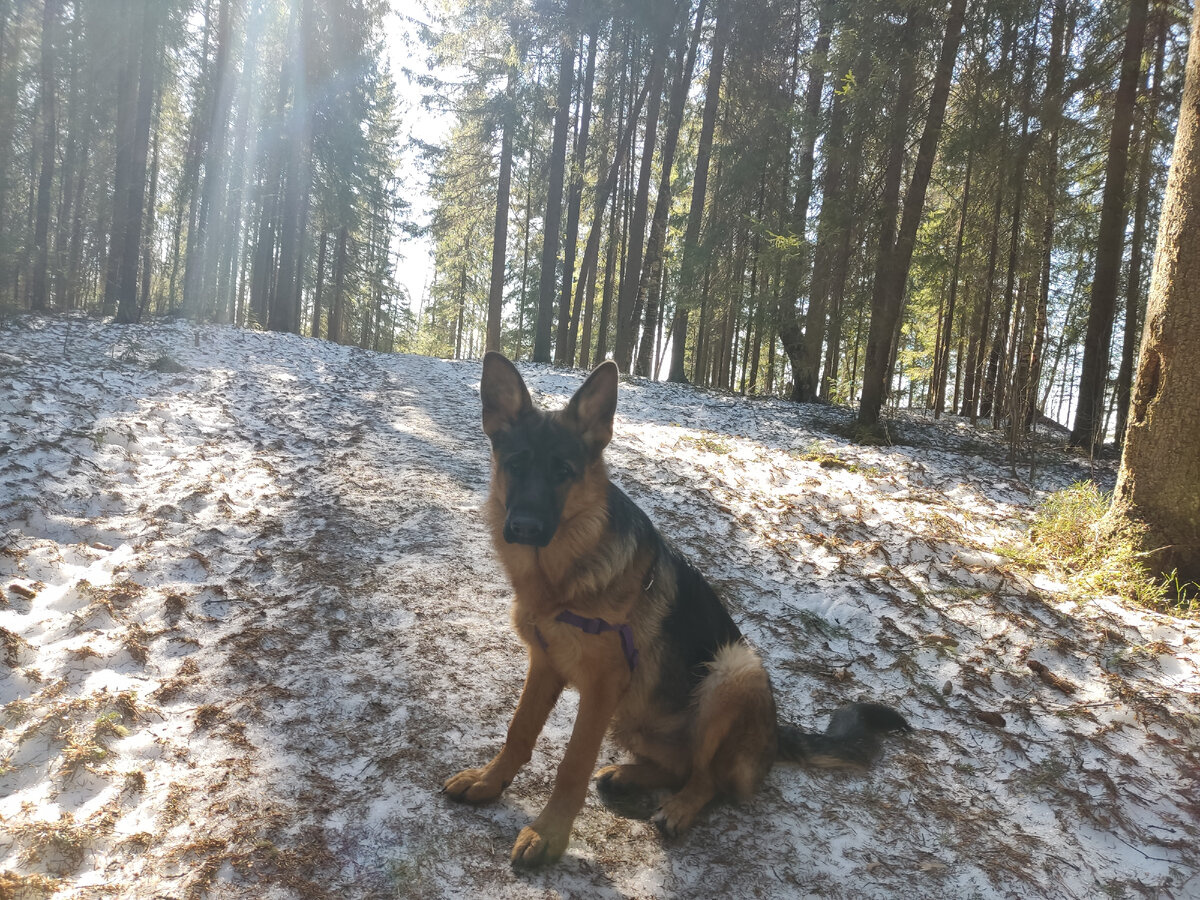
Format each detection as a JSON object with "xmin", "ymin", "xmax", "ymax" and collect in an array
[{"xmin": 2, "ymin": 315, "xmax": 1198, "ymax": 899}]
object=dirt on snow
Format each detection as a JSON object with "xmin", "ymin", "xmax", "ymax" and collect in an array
[{"xmin": 1, "ymin": 315, "xmax": 1198, "ymax": 899}]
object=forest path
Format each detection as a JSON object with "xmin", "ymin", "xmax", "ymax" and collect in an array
[{"xmin": 2, "ymin": 316, "xmax": 1198, "ymax": 899}]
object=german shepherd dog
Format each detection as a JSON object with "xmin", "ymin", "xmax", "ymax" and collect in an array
[{"xmin": 444, "ymin": 353, "xmax": 911, "ymax": 867}]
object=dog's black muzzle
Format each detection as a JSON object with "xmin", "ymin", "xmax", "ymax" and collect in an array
[{"xmin": 503, "ymin": 510, "xmax": 557, "ymax": 547}]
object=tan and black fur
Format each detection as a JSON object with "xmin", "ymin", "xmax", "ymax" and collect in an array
[{"xmin": 444, "ymin": 353, "xmax": 911, "ymax": 867}]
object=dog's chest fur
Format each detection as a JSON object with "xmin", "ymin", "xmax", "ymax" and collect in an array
[{"xmin": 486, "ymin": 477, "xmax": 653, "ymax": 688}]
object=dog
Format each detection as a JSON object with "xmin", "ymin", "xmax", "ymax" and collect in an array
[{"xmin": 443, "ymin": 352, "xmax": 911, "ymax": 867}]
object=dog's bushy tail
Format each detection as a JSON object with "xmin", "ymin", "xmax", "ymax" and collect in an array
[{"xmin": 777, "ymin": 702, "xmax": 912, "ymax": 768}]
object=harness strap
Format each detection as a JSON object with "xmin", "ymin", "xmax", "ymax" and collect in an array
[{"xmin": 554, "ymin": 610, "xmax": 639, "ymax": 672}]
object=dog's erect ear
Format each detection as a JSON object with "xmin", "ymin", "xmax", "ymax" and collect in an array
[
  {"xmin": 566, "ymin": 360, "xmax": 618, "ymax": 452},
  {"xmin": 481, "ymin": 352, "xmax": 533, "ymax": 436}
]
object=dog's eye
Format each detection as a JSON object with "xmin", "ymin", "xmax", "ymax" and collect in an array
[
  {"xmin": 552, "ymin": 460, "xmax": 574, "ymax": 482},
  {"xmin": 507, "ymin": 455, "xmax": 531, "ymax": 477}
]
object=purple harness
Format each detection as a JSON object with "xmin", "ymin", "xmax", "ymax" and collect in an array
[{"xmin": 535, "ymin": 610, "xmax": 640, "ymax": 672}]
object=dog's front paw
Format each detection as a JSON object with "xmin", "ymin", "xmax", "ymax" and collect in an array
[
  {"xmin": 510, "ymin": 823, "xmax": 569, "ymax": 868},
  {"xmin": 442, "ymin": 767, "xmax": 507, "ymax": 804}
]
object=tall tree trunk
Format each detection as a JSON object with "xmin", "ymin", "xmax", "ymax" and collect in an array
[
  {"xmin": 113, "ymin": 0, "xmax": 159, "ymax": 323},
  {"xmin": 555, "ymin": 23, "xmax": 598, "ymax": 364},
  {"xmin": 65, "ymin": 139, "xmax": 87, "ymax": 310},
  {"xmin": 594, "ymin": 182, "xmax": 621, "ymax": 364},
  {"xmin": 801, "ymin": 34, "xmax": 873, "ymax": 403},
  {"xmin": 54, "ymin": 1, "xmax": 81, "ymax": 308},
  {"xmin": 180, "ymin": 0, "xmax": 220, "ymax": 318},
  {"xmin": 635, "ymin": 0, "xmax": 707, "ymax": 377},
  {"xmin": 0, "ymin": 0, "xmax": 11, "ymax": 288},
  {"xmin": 960, "ymin": 18, "xmax": 1015, "ymax": 419},
  {"xmin": 30, "ymin": 0, "xmax": 56, "ymax": 311},
  {"xmin": 218, "ymin": 0, "xmax": 268, "ymax": 323},
  {"xmin": 454, "ymin": 254, "xmax": 468, "ymax": 360},
  {"xmin": 573, "ymin": 56, "xmax": 619, "ymax": 368},
  {"xmin": 820, "ymin": 93, "xmax": 874, "ymax": 402},
  {"xmin": 777, "ymin": 0, "xmax": 832, "ymax": 401},
  {"xmin": 934, "ymin": 134, "xmax": 975, "ymax": 417},
  {"xmin": 692, "ymin": 258, "xmax": 712, "ymax": 382},
  {"xmin": 1024, "ymin": 0, "xmax": 1071, "ymax": 431},
  {"xmin": 741, "ymin": 212, "xmax": 763, "ymax": 392},
  {"xmin": 859, "ymin": 0, "xmax": 967, "ymax": 428},
  {"xmin": 270, "ymin": 0, "xmax": 314, "ymax": 334},
  {"xmin": 310, "ymin": 227, "xmax": 327, "ymax": 338},
  {"xmin": 138, "ymin": 88, "xmax": 163, "ymax": 320},
  {"xmin": 249, "ymin": 185, "xmax": 277, "ymax": 327},
  {"xmin": 486, "ymin": 64, "xmax": 517, "ymax": 353},
  {"xmin": 1105, "ymin": 0, "xmax": 1200, "ymax": 588},
  {"xmin": 668, "ymin": 0, "xmax": 729, "ymax": 383},
  {"xmin": 1115, "ymin": 10, "xmax": 1165, "ymax": 448},
  {"xmin": 515, "ymin": 105, "xmax": 537, "ymax": 359},
  {"xmin": 532, "ymin": 0, "xmax": 579, "ymax": 362},
  {"xmin": 102, "ymin": 0, "xmax": 139, "ymax": 317},
  {"xmin": 573, "ymin": 81, "xmax": 650, "ymax": 365},
  {"xmin": 194, "ymin": 0, "xmax": 237, "ymax": 321},
  {"xmin": 1069, "ymin": 0, "xmax": 1149, "ymax": 452},
  {"xmin": 982, "ymin": 34, "xmax": 1037, "ymax": 424},
  {"xmin": 856, "ymin": 11, "xmax": 922, "ymax": 425},
  {"xmin": 614, "ymin": 18, "xmax": 668, "ymax": 373},
  {"xmin": 328, "ymin": 224, "xmax": 349, "ymax": 344}
]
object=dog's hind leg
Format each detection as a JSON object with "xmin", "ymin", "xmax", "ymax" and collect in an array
[
  {"xmin": 595, "ymin": 759, "xmax": 678, "ymax": 820},
  {"xmin": 595, "ymin": 759, "xmax": 680, "ymax": 794},
  {"xmin": 653, "ymin": 643, "xmax": 777, "ymax": 837}
]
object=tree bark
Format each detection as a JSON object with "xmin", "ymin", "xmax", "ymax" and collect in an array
[
  {"xmin": 190, "ymin": 0, "xmax": 237, "ymax": 322},
  {"xmin": 1106, "ymin": 0, "xmax": 1200, "ymax": 589},
  {"xmin": 486, "ymin": 63, "xmax": 517, "ymax": 353},
  {"xmin": 515, "ymin": 102, "xmax": 538, "ymax": 359},
  {"xmin": 555, "ymin": 23, "xmax": 598, "ymax": 364},
  {"xmin": 777, "ymin": 0, "xmax": 832, "ymax": 401},
  {"xmin": 859, "ymin": 6, "xmax": 947, "ymax": 427},
  {"xmin": 668, "ymin": 0, "xmax": 729, "ymax": 383},
  {"xmin": 113, "ymin": 0, "xmax": 159, "ymax": 324},
  {"xmin": 102, "ymin": 0, "xmax": 139, "ymax": 317},
  {"xmin": 1024, "ymin": 0, "xmax": 1070, "ymax": 431},
  {"xmin": 270, "ymin": 0, "xmax": 314, "ymax": 334},
  {"xmin": 934, "ymin": 131, "xmax": 975, "ymax": 417},
  {"xmin": 311, "ymin": 227, "xmax": 327, "ymax": 338},
  {"xmin": 1115, "ymin": 10, "xmax": 1165, "ymax": 448},
  {"xmin": 572, "ymin": 73, "xmax": 652, "ymax": 366},
  {"xmin": 1069, "ymin": 0, "xmax": 1149, "ymax": 452},
  {"xmin": 532, "ymin": 0, "xmax": 579, "ymax": 363},
  {"xmin": 30, "ymin": 0, "xmax": 57, "ymax": 311},
  {"xmin": 982, "ymin": 32, "xmax": 1037, "ymax": 425},
  {"xmin": 217, "ymin": 0, "xmax": 268, "ymax": 323},
  {"xmin": 635, "ymin": 0, "xmax": 706, "ymax": 378},
  {"xmin": 802, "ymin": 34, "xmax": 875, "ymax": 403},
  {"xmin": 181, "ymin": 0, "xmax": 222, "ymax": 318},
  {"xmin": 138, "ymin": 87, "xmax": 163, "ymax": 320},
  {"xmin": 328, "ymin": 225, "xmax": 349, "ymax": 344},
  {"xmin": 614, "ymin": 16, "xmax": 669, "ymax": 373},
  {"xmin": 820, "ymin": 85, "xmax": 874, "ymax": 402}
]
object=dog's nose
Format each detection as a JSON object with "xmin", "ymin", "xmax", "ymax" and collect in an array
[{"xmin": 505, "ymin": 514, "xmax": 546, "ymax": 545}]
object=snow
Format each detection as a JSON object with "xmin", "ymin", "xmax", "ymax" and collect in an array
[{"xmin": 2, "ymin": 314, "xmax": 1198, "ymax": 899}]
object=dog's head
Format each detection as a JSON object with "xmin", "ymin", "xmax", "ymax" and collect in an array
[{"xmin": 480, "ymin": 352, "xmax": 617, "ymax": 547}]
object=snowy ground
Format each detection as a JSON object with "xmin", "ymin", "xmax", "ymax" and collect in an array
[{"xmin": 1, "ymin": 314, "xmax": 1198, "ymax": 900}]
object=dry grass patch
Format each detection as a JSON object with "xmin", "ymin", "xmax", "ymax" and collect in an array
[
  {"xmin": 1021, "ymin": 481, "xmax": 1195, "ymax": 615},
  {"xmin": 13, "ymin": 812, "xmax": 92, "ymax": 876},
  {"xmin": 0, "ymin": 871, "xmax": 64, "ymax": 899}
]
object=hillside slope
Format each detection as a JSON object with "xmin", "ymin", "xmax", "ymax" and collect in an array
[{"xmin": 2, "ymin": 315, "xmax": 1198, "ymax": 899}]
